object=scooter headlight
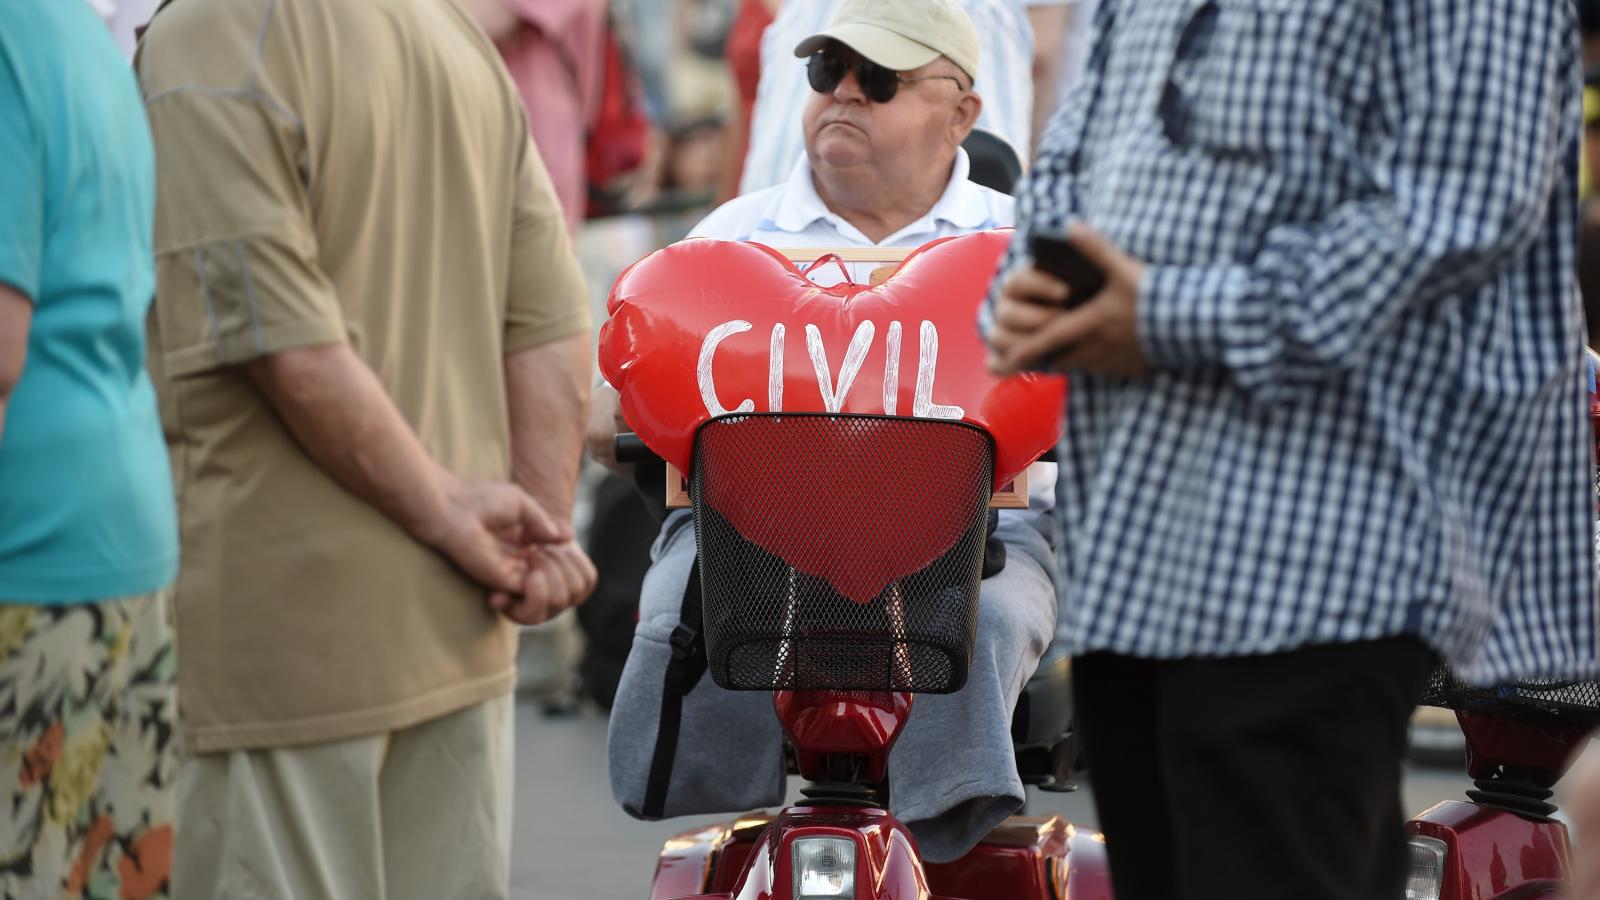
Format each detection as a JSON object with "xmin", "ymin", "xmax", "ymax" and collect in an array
[
  {"xmin": 1405, "ymin": 835, "xmax": 1448, "ymax": 900},
  {"xmin": 793, "ymin": 836, "xmax": 856, "ymax": 898}
]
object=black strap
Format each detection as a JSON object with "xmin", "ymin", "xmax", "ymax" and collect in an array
[
  {"xmin": 629, "ymin": 457, "xmax": 668, "ymax": 523},
  {"xmin": 641, "ymin": 557, "xmax": 708, "ymax": 818},
  {"xmin": 982, "ymin": 509, "xmax": 1007, "ymax": 578},
  {"xmin": 132, "ymin": 0, "xmax": 180, "ymax": 73}
]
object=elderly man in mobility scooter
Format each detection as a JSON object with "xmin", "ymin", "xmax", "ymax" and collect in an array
[{"xmin": 590, "ymin": 0, "xmax": 1066, "ymax": 867}]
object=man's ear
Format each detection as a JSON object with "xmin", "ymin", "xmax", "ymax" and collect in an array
[{"xmin": 950, "ymin": 89, "xmax": 983, "ymax": 146}]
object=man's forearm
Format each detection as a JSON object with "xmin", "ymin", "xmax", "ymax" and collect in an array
[
  {"xmin": 1027, "ymin": 4, "xmax": 1070, "ymax": 145},
  {"xmin": 245, "ymin": 342, "xmax": 456, "ymax": 544},
  {"xmin": 506, "ymin": 333, "xmax": 592, "ymax": 522},
  {"xmin": 0, "ymin": 284, "xmax": 33, "ymax": 446}
]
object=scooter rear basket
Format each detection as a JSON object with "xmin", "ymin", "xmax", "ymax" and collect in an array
[
  {"xmin": 690, "ymin": 413, "xmax": 994, "ymax": 694},
  {"xmin": 1419, "ymin": 667, "xmax": 1600, "ymax": 731}
]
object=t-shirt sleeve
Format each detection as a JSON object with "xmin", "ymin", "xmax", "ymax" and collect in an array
[
  {"xmin": 505, "ymin": 134, "xmax": 591, "ymax": 353},
  {"xmin": 143, "ymin": 85, "xmax": 344, "ymax": 378},
  {"xmin": 0, "ymin": 42, "xmax": 43, "ymax": 303}
]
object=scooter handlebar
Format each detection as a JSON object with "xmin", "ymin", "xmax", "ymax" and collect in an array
[{"xmin": 614, "ymin": 433, "xmax": 659, "ymax": 465}]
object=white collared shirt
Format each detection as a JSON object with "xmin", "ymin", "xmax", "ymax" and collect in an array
[{"xmin": 690, "ymin": 148, "xmax": 1015, "ymax": 285}]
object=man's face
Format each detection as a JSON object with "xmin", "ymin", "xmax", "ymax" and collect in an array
[{"xmin": 802, "ymin": 44, "xmax": 974, "ymax": 183}]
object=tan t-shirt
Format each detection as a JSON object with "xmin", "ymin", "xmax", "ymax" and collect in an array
[{"xmin": 139, "ymin": 0, "xmax": 590, "ymax": 752}]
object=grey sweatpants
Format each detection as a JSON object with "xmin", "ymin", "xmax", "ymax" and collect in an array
[{"xmin": 607, "ymin": 509, "xmax": 1057, "ymax": 863}]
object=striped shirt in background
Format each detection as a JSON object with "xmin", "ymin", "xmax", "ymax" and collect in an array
[
  {"xmin": 739, "ymin": 0, "xmax": 1036, "ymax": 196},
  {"xmin": 984, "ymin": 0, "xmax": 1597, "ymax": 683},
  {"xmin": 1024, "ymin": 0, "xmax": 1095, "ymax": 100}
]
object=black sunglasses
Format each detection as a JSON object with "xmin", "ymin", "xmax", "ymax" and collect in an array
[{"xmin": 805, "ymin": 47, "xmax": 967, "ymax": 104}]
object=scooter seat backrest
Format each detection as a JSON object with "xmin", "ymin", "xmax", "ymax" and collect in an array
[{"xmin": 689, "ymin": 412, "xmax": 994, "ymax": 694}]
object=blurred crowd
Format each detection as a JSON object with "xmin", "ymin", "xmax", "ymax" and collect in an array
[{"xmin": 6, "ymin": 0, "xmax": 1600, "ymax": 897}]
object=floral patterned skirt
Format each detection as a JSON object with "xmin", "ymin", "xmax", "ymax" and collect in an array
[{"xmin": 0, "ymin": 591, "xmax": 175, "ymax": 900}]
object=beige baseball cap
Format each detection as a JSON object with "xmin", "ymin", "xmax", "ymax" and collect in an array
[{"xmin": 793, "ymin": 0, "xmax": 980, "ymax": 84}]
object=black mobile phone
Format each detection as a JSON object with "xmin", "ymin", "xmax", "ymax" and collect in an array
[
  {"xmin": 1022, "ymin": 231, "xmax": 1107, "ymax": 372},
  {"xmin": 1028, "ymin": 231, "xmax": 1107, "ymax": 308}
]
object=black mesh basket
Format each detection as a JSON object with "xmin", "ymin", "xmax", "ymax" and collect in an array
[
  {"xmin": 690, "ymin": 413, "xmax": 995, "ymax": 694},
  {"xmin": 1419, "ymin": 667, "xmax": 1600, "ymax": 731}
]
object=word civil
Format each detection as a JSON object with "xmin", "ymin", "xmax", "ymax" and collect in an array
[{"xmin": 698, "ymin": 319, "xmax": 964, "ymax": 420}]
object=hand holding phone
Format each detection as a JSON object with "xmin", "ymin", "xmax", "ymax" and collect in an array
[
  {"xmin": 1028, "ymin": 230, "xmax": 1107, "ymax": 308},
  {"xmin": 1022, "ymin": 230, "xmax": 1108, "ymax": 371}
]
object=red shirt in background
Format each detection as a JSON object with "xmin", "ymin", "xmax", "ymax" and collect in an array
[
  {"xmin": 496, "ymin": 0, "xmax": 607, "ymax": 235},
  {"xmin": 722, "ymin": 0, "xmax": 775, "ymax": 197}
]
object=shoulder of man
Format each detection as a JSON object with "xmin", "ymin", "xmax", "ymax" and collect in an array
[
  {"xmin": 688, "ymin": 183, "xmax": 791, "ymax": 241},
  {"xmin": 945, "ymin": 175, "xmax": 1018, "ymax": 231},
  {"xmin": 979, "ymin": 185, "xmax": 1018, "ymax": 228},
  {"xmin": 138, "ymin": 0, "xmax": 290, "ymax": 94},
  {"xmin": 3, "ymin": 2, "xmax": 117, "ymax": 89},
  {"xmin": 0, "ymin": 7, "xmax": 51, "ymax": 100}
]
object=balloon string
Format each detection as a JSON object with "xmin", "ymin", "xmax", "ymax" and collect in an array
[{"xmin": 802, "ymin": 253, "xmax": 857, "ymax": 286}]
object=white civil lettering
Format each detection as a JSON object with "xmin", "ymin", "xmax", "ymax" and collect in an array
[
  {"xmin": 806, "ymin": 321, "xmax": 875, "ymax": 414},
  {"xmin": 913, "ymin": 320, "xmax": 964, "ymax": 420},
  {"xmin": 698, "ymin": 320, "xmax": 756, "ymax": 416},
  {"xmin": 768, "ymin": 323, "xmax": 785, "ymax": 412},
  {"xmin": 882, "ymin": 321, "xmax": 902, "ymax": 416}
]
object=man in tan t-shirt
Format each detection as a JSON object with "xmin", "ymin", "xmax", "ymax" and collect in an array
[{"xmin": 138, "ymin": 0, "xmax": 595, "ymax": 896}]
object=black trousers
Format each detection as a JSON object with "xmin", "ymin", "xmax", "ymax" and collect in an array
[{"xmin": 1073, "ymin": 639, "xmax": 1437, "ymax": 900}]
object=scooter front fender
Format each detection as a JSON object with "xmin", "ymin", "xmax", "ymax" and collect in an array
[
  {"xmin": 1410, "ymin": 800, "xmax": 1571, "ymax": 899},
  {"xmin": 731, "ymin": 806, "xmax": 946, "ymax": 900},
  {"xmin": 653, "ymin": 805, "xmax": 965, "ymax": 900},
  {"xmin": 654, "ymin": 810, "xmax": 1109, "ymax": 900}
]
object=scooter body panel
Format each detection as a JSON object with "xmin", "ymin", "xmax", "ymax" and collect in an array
[
  {"xmin": 653, "ymin": 822, "xmax": 731, "ymax": 900},
  {"xmin": 926, "ymin": 816, "xmax": 1113, "ymax": 900},
  {"xmin": 651, "ymin": 811, "xmax": 1109, "ymax": 900},
  {"xmin": 1457, "ymin": 712, "xmax": 1587, "ymax": 786},
  {"xmin": 776, "ymin": 691, "xmax": 913, "ymax": 784},
  {"xmin": 1409, "ymin": 800, "xmax": 1571, "ymax": 899},
  {"xmin": 720, "ymin": 805, "xmax": 933, "ymax": 900}
]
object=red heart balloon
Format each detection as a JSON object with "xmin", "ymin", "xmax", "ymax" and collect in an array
[
  {"xmin": 598, "ymin": 231, "xmax": 1065, "ymax": 489},
  {"xmin": 598, "ymin": 233, "xmax": 1067, "ymax": 605}
]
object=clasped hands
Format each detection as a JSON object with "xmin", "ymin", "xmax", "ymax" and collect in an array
[
  {"xmin": 420, "ymin": 475, "xmax": 597, "ymax": 626},
  {"xmin": 986, "ymin": 225, "xmax": 1152, "ymax": 378}
]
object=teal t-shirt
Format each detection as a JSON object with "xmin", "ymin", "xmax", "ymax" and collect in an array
[{"xmin": 0, "ymin": 1, "xmax": 179, "ymax": 602}]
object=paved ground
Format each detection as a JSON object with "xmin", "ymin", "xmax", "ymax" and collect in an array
[{"xmin": 509, "ymin": 698, "xmax": 1564, "ymax": 900}]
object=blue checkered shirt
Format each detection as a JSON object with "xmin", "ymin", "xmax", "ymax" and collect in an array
[{"xmin": 984, "ymin": 0, "xmax": 1599, "ymax": 682}]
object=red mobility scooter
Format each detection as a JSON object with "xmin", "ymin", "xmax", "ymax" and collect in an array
[{"xmin": 619, "ymin": 411, "xmax": 1109, "ymax": 900}]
